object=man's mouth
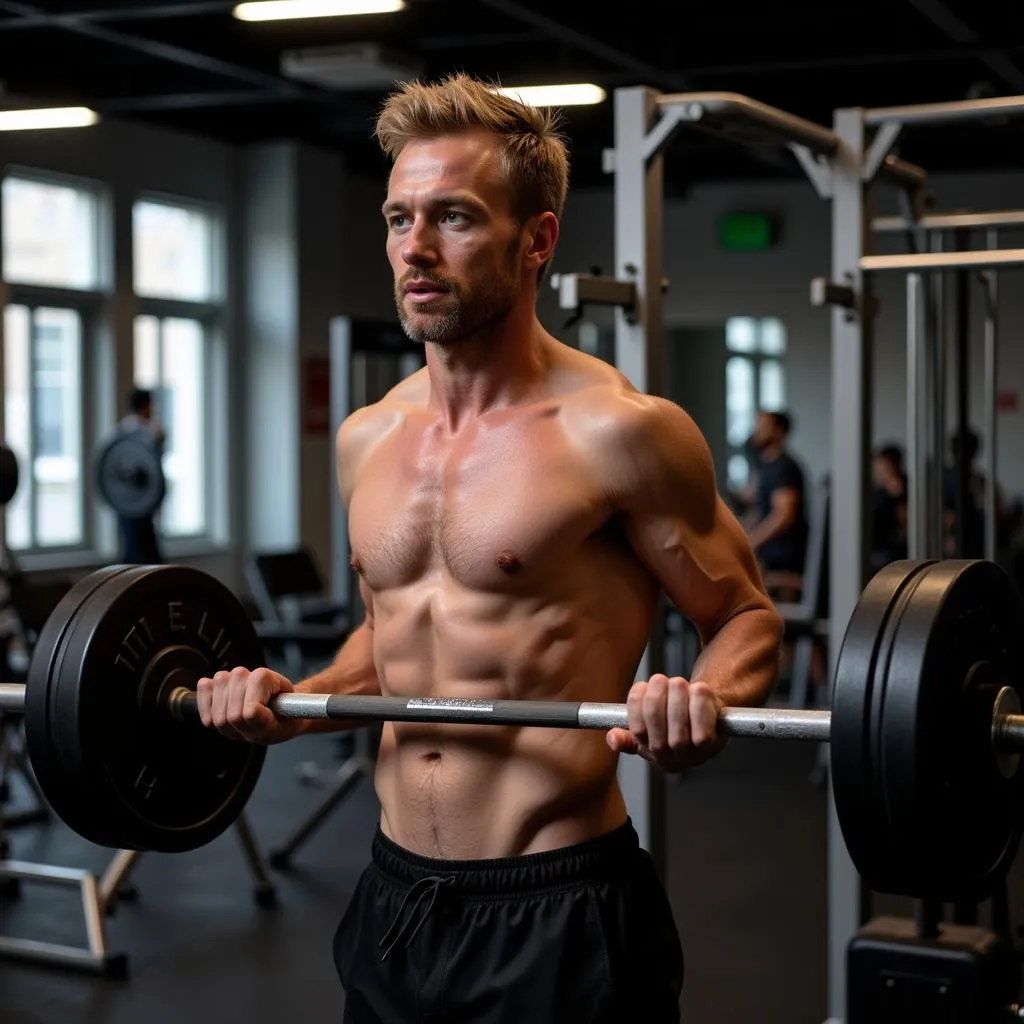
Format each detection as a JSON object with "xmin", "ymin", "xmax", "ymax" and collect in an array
[{"xmin": 404, "ymin": 281, "xmax": 449, "ymax": 303}]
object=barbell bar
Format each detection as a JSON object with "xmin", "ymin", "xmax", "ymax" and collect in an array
[
  {"xmin": 6, "ymin": 682, "xmax": 1024, "ymax": 749},
  {"xmin": 3, "ymin": 556, "xmax": 1024, "ymax": 908}
]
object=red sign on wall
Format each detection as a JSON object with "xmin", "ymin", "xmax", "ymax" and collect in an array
[
  {"xmin": 997, "ymin": 390, "xmax": 1019, "ymax": 413},
  {"xmin": 303, "ymin": 356, "xmax": 331, "ymax": 435}
]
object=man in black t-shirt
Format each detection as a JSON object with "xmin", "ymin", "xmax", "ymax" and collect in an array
[{"xmin": 746, "ymin": 410, "xmax": 808, "ymax": 576}]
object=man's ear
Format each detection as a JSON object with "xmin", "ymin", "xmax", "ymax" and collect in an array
[{"xmin": 523, "ymin": 212, "xmax": 559, "ymax": 273}]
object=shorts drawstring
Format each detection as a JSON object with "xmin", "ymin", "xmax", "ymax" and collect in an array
[{"xmin": 378, "ymin": 874, "xmax": 455, "ymax": 961}]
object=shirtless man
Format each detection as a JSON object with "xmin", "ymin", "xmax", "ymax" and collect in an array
[{"xmin": 197, "ymin": 74, "xmax": 783, "ymax": 1023}]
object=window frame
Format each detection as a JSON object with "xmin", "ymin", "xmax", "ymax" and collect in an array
[
  {"xmin": 132, "ymin": 191, "xmax": 226, "ymax": 545},
  {"xmin": 725, "ymin": 317, "xmax": 788, "ymax": 493},
  {"xmin": 3, "ymin": 284, "xmax": 104, "ymax": 554},
  {"xmin": 1, "ymin": 166, "xmax": 111, "ymax": 293}
]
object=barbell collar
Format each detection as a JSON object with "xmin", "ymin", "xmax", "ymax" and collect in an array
[{"xmin": 0, "ymin": 682, "xmax": 24, "ymax": 711}]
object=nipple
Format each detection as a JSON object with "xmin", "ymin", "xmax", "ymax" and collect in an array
[
  {"xmin": 350, "ymin": 554, "xmax": 364, "ymax": 576},
  {"xmin": 496, "ymin": 550, "xmax": 522, "ymax": 574}
]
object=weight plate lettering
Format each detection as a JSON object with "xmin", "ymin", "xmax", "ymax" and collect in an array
[{"xmin": 26, "ymin": 565, "xmax": 266, "ymax": 853}]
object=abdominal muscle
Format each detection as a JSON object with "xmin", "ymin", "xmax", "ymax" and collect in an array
[{"xmin": 371, "ymin": 572, "xmax": 655, "ymax": 860}]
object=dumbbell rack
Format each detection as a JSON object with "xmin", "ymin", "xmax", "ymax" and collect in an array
[{"xmin": 0, "ymin": 811, "xmax": 277, "ymax": 978}]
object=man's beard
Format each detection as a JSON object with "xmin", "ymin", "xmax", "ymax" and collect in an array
[{"xmin": 395, "ymin": 252, "xmax": 519, "ymax": 346}]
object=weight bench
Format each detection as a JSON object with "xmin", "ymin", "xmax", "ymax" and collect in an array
[{"xmin": 245, "ymin": 547, "xmax": 350, "ymax": 679}]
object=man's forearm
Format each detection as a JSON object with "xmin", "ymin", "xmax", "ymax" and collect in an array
[
  {"xmin": 293, "ymin": 623, "xmax": 381, "ymax": 734},
  {"xmin": 747, "ymin": 510, "xmax": 794, "ymax": 551},
  {"xmin": 690, "ymin": 606, "xmax": 783, "ymax": 710}
]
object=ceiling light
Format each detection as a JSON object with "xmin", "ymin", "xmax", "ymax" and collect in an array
[
  {"xmin": 0, "ymin": 106, "xmax": 99, "ymax": 131},
  {"xmin": 495, "ymin": 83, "xmax": 607, "ymax": 107},
  {"xmin": 234, "ymin": 0, "xmax": 405, "ymax": 21}
]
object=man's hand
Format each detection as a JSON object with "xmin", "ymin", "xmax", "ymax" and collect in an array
[
  {"xmin": 606, "ymin": 674, "xmax": 726, "ymax": 772},
  {"xmin": 195, "ymin": 667, "xmax": 307, "ymax": 745}
]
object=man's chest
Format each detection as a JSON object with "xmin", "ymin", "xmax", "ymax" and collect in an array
[{"xmin": 348, "ymin": 420, "xmax": 610, "ymax": 591}]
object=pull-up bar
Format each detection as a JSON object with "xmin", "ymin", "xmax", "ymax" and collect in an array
[
  {"xmin": 861, "ymin": 249, "xmax": 1024, "ymax": 272},
  {"xmin": 874, "ymin": 210, "xmax": 1024, "ymax": 233},
  {"xmin": 865, "ymin": 94, "xmax": 1024, "ymax": 127},
  {"xmin": 657, "ymin": 91, "xmax": 926, "ymax": 187}
]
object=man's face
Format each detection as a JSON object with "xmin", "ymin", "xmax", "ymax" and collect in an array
[
  {"xmin": 753, "ymin": 412, "xmax": 777, "ymax": 450},
  {"xmin": 383, "ymin": 131, "xmax": 527, "ymax": 346}
]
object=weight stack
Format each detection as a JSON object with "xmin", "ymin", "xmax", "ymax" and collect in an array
[{"xmin": 847, "ymin": 916, "xmax": 1019, "ymax": 1023}]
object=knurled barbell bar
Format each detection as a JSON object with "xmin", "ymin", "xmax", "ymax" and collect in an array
[{"xmin": 0, "ymin": 557, "xmax": 1022, "ymax": 906}]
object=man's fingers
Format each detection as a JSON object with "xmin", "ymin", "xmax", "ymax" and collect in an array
[
  {"xmin": 626, "ymin": 681, "xmax": 648, "ymax": 750},
  {"xmin": 689, "ymin": 681, "xmax": 721, "ymax": 749},
  {"xmin": 606, "ymin": 728, "xmax": 640, "ymax": 755},
  {"xmin": 666, "ymin": 677, "xmax": 691, "ymax": 751},
  {"xmin": 643, "ymin": 674, "xmax": 669, "ymax": 755}
]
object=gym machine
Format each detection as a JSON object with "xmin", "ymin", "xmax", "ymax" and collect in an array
[
  {"xmin": 554, "ymin": 86, "xmax": 1024, "ymax": 1021},
  {"xmin": 264, "ymin": 316, "xmax": 424, "ymax": 870}
]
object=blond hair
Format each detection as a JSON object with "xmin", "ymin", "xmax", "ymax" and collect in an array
[{"xmin": 375, "ymin": 74, "xmax": 569, "ymax": 271}]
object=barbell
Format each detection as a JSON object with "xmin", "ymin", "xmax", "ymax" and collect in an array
[
  {"xmin": 0, "ymin": 557, "xmax": 1021, "ymax": 906},
  {"xmin": 1, "ymin": 431, "xmax": 166, "ymax": 518}
]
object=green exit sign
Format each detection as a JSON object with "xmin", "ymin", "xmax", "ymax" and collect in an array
[{"xmin": 718, "ymin": 211, "xmax": 778, "ymax": 251}]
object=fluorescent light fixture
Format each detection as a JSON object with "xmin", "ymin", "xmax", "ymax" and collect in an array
[
  {"xmin": 0, "ymin": 106, "xmax": 99, "ymax": 131},
  {"xmin": 495, "ymin": 83, "xmax": 607, "ymax": 107},
  {"xmin": 234, "ymin": 0, "xmax": 405, "ymax": 20}
]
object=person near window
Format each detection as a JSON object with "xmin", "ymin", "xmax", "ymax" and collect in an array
[
  {"xmin": 745, "ymin": 410, "xmax": 808, "ymax": 583},
  {"xmin": 870, "ymin": 444, "xmax": 908, "ymax": 569},
  {"xmin": 117, "ymin": 386, "xmax": 165, "ymax": 565}
]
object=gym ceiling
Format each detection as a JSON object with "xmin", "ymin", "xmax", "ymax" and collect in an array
[{"xmin": 0, "ymin": 0, "xmax": 1021, "ymax": 192}]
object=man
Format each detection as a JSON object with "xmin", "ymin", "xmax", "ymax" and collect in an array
[
  {"xmin": 745, "ymin": 410, "xmax": 808, "ymax": 581},
  {"xmin": 197, "ymin": 74, "xmax": 783, "ymax": 1023},
  {"xmin": 870, "ymin": 444, "xmax": 907, "ymax": 570},
  {"xmin": 117, "ymin": 386, "xmax": 165, "ymax": 565}
]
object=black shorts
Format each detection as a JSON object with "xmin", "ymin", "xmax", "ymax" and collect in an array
[{"xmin": 333, "ymin": 819, "xmax": 684, "ymax": 1023}]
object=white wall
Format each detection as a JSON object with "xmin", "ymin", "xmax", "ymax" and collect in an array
[{"xmin": 545, "ymin": 170, "xmax": 1024, "ymax": 500}]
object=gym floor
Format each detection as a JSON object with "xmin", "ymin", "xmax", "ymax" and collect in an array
[{"xmin": 2, "ymin": 733, "xmax": 1020, "ymax": 1024}]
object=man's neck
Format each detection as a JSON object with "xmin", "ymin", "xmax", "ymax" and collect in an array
[
  {"xmin": 761, "ymin": 442, "xmax": 784, "ymax": 463},
  {"xmin": 424, "ymin": 304, "xmax": 551, "ymax": 431}
]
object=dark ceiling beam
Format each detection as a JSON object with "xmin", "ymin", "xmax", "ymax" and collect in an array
[
  {"xmin": 0, "ymin": 1, "xmax": 311, "ymax": 95},
  {"xmin": 474, "ymin": 0, "xmax": 691, "ymax": 91},
  {"xmin": 687, "ymin": 44, "xmax": 1024, "ymax": 80},
  {"xmin": 905, "ymin": 0, "xmax": 1024, "ymax": 91},
  {"xmin": 0, "ymin": 2, "xmax": 236, "ymax": 29}
]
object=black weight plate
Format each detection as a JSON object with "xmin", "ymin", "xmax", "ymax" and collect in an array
[
  {"xmin": 24, "ymin": 566, "xmax": 136, "ymax": 844},
  {"xmin": 882, "ymin": 559, "xmax": 1024, "ymax": 902},
  {"xmin": 831, "ymin": 560, "xmax": 937, "ymax": 899},
  {"xmin": 0, "ymin": 444, "xmax": 18, "ymax": 506},
  {"xmin": 95, "ymin": 428, "xmax": 166, "ymax": 519},
  {"xmin": 35, "ymin": 564, "xmax": 266, "ymax": 853}
]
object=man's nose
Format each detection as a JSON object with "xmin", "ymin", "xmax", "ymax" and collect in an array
[{"xmin": 401, "ymin": 220, "xmax": 439, "ymax": 268}]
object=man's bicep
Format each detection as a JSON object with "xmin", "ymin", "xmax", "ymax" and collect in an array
[{"xmin": 771, "ymin": 486, "xmax": 799, "ymax": 518}]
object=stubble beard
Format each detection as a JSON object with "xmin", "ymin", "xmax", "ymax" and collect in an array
[{"xmin": 396, "ymin": 248, "xmax": 521, "ymax": 348}]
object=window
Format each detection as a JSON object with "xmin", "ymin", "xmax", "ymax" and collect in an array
[
  {"xmin": 133, "ymin": 315, "xmax": 206, "ymax": 537},
  {"xmin": 3, "ymin": 304, "xmax": 84, "ymax": 548},
  {"xmin": 132, "ymin": 194, "xmax": 221, "ymax": 540},
  {"xmin": 133, "ymin": 199, "xmax": 215, "ymax": 301},
  {"xmin": 725, "ymin": 317, "xmax": 787, "ymax": 491},
  {"xmin": 2, "ymin": 176, "xmax": 99, "ymax": 289}
]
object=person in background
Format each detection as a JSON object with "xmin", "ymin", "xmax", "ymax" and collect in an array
[
  {"xmin": 745, "ymin": 410, "xmax": 808, "ymax": 586},
  {"xmin": 943, "ymin": 427, "xmax": 1012, "ymax": 559},
  {"xmin": 117, "ymin": 386, "xmax": 165, "ymax": 565},
  {"xmin": 870, "ymin": 444, "xmax": 907, "ymax": 569}
]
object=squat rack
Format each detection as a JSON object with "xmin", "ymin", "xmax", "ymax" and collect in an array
[{"xmin": 555, "ymin": 86, "xmax": 1024, "ymax": 1022}]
